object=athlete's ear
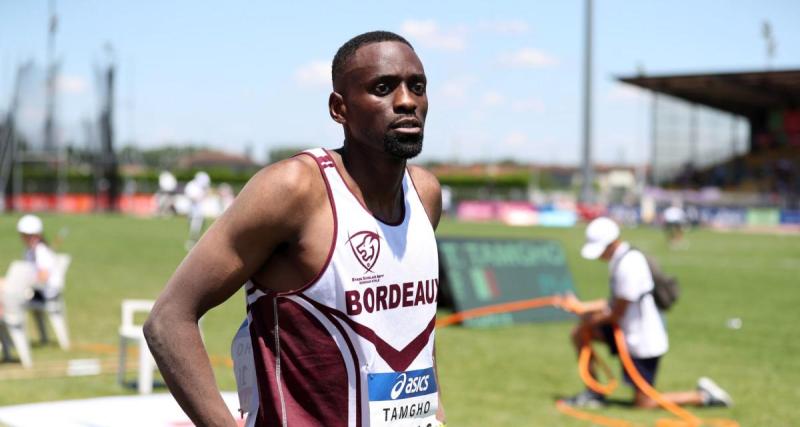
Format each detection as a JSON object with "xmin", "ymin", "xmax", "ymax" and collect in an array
[{"xmin": 329, "ymin": 91, "xmax": 347, "ymax": 124}]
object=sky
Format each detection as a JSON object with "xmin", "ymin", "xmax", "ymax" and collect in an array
[{"xmin": 1, "ymin": 0, "xmax": 799, "ymax": 165}]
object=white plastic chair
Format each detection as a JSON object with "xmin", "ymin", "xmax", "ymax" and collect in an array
[
  {"xmin": 27, "ymin": 253, "xmax": 72, "ymax": 350},
  {"xmin": 0, "ymin": 261, "xmax": 37, "ymax": 367},
  {"xmin": 118, "ymin": 299, "xmax": 157, "ymax": 394}
]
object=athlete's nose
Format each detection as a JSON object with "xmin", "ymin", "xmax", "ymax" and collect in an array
[{"xmin": 393, "ymin": 83, "xmax": 417, "ymax": 113}]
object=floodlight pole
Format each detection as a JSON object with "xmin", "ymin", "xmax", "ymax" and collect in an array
[
  {"xmin": 730, "ymin": 115, "xmax": 738, "ymax": 159},
  {"xmin": 43, "ymin": 0, "xmax": 58, "ymax": 152},
  {"xmin": 1, "ymin": 67, "xmax": 24, "ymax": 211},
  {"xmin": 689, "ymin": 103, "xmax": 698, "ymax": 164},
  {"xmin": 98, "ymin": 44, "xmax": 120, "ymax": 211},
  {"xmin": 762, "ymin": 21, "xmax": 776, "ymax": 70},
  {"xmin": 649, "ymin": 93, "xmax": 659, "ymax": 186},
  {"xmin": 579, "ymin": 0, "xmax": 594, "ymax": 203}
]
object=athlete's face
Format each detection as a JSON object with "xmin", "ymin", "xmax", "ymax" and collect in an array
[{"xmin": 332, "ymin": 41, "xmax": 428, "ymax": 159}]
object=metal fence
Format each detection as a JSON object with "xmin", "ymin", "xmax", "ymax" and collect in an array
[{"xmin": 652, "ymin": 93, "xmax": 749, "ymax": 185}]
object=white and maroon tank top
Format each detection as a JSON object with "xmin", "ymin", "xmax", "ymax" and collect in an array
[{"xmin": 243, "ymin": 148, "xmax": 440, "ymax": 427}]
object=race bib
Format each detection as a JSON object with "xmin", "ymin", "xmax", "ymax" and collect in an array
[
  {"xmin": 231, "ymin": 318, "xmax": 258, "ymax": 418},
  {"xmin": 368, "ymin": 367, "xmax": 439, "ymax": 426}
]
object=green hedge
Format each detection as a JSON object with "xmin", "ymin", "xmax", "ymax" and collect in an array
[
  {"xmin": 436, "ymin": 173, "xmax": 530, "ymax": 188},
  {"xmin": 17, "ymin": 168, "xmax": 555, "ymax": 195},
  {"xmin": 124, "ymin": 168, "xmax": 257, "ymax": 186},
  {"xmin": 14, "ymin": 168, "xmax": 258, "ymax": 194}
]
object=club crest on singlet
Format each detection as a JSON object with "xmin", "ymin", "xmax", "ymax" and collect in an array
[{"xmin": 348, "ymin": 230, "xmax": 382, "ymax": 272}]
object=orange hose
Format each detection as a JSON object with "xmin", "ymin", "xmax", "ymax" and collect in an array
[
  {"xmin": 434, "ymin": 295, "xmax": 740, "ymax": 427},
  {"xmin": 577, "ymin": 336, "xmax": 618, "ymax": 395},
  {"xmin": 434, "ymin": 295, "xmax": 564, "ymax": 328},
  {"xmin": 564, "ymin": 324, "xmax": 741, "ymax": 427},
  {"xmin": 555, "ymin": 400, "xmax": 636, "ymax": 427},
  {"xmin": 610, "ymin": 326, "xmax": 702, "ymax": 426}
]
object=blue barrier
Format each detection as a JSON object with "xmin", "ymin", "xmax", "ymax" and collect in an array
[{"xmin": 780, "ymin": 210, "xmax": 800, "ymax": 225}]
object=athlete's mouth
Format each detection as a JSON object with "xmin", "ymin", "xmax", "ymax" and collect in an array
[{"xmin": 389, "ymin": 118, "xmax": 423, "ymax": 134}]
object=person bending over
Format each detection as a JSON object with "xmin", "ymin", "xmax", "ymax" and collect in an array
[{"xmin": 563, "ymin": 217, "xmax": 731, "ymax": 409}]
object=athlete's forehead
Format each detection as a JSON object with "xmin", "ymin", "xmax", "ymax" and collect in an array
[{"xmin": 336, "ymin": 41, "xmax": 425, "ymax": 88}]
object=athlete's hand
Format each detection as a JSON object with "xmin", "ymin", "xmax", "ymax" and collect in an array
[{"xmin": 436, "ymin": 400, "xmax": 446, "ymax": 424}]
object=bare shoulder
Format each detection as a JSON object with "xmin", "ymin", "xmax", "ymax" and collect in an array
[
  {"xmin": 247, "ymin": 154, "xmax": 321, "ymax": 195},
  {"xmin": 408, "ymin": 165, "xmax": 442, "ymax": 229},
  {"xmin": 408, "ymin": 164, "xmax": 441, "ymax": 199},
  {"xmin": 225, "ymin": 154, "xmax": 326, "ymax": 233}
]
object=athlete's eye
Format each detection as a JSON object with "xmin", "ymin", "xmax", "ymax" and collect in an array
[
  {"xmin": 374, "ymin": 83, "xmax": 391, "ymax": 96},
  {"xmin": 411, "ymin": 82, "xmax": 426, "ymax": 96}
]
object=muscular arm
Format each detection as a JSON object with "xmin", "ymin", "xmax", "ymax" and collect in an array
[{"xmin": 144, "ymin": 158, "xmax": 319, "ymax": 427}]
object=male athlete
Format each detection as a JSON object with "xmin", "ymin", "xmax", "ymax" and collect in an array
[{"xmin": 145, "ymin": 31, "xmax": 445, "ymax": 427}]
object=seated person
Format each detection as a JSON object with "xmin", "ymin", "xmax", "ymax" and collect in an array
[{"xmin": 1, "ymin": 215, "xmax": 59, "ymax": 306}]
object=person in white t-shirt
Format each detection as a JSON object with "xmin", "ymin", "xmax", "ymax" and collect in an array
[
  {"xmin": 0, "ymin": 215, "xmax": 58, "ymax": 317},
  {"xmin": 663, "ymin": 205, "xmax": 686, "ymax": 247},
  {"xmin": 563, "ymin": 217, "xmax": 732, "ymax": 409},
  {"xmin": 156, "ymin": 170, "xmax": 178, "ymax": 216},
  {"xmin": 184, "ymin": 171, "xmax": 211, "ymax": 249},
  {"xmin": 18, "ymin": 215, "xmax": 59, "ymax": 301}
]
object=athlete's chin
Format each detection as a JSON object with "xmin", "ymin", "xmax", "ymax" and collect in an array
[{"xmin": 384, "ymin": 132, "xmax": 424, "ymax": 160}]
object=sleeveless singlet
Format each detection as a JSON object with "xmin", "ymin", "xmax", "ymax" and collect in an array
[{"xmin": 243, "ymin": 148, "xmax": 440, "ymax": 427}]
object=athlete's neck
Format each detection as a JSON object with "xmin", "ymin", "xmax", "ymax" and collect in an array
[{"xmin": 336, "ymin": 143, "xmax": 406, "ymax": 223}]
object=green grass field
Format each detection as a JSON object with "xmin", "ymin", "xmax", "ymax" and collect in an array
[{"xmin": 0, "ymin": 214, "xmax": 798, "ymax": 426}]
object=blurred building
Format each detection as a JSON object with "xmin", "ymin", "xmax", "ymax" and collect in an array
[
  {"xmin": 620, "ymin": 69, "xmax": 800, "ymax": 208},
  {"xmin": 429, "ymin": 162, "xmax": 639, "ymax": 206}
]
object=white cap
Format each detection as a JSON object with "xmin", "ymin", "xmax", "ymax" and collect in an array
[
  {"xmin": 159, "ymin": 171, "xmax": 177, "ymax": 192},
  {"xmin": 581, "ymin": 217, "xmax": 620, "ymax": 260},
  {"xmin": 194, "ymin": 171, "xmax": 210, "ymax": 188},
  {"xmin": 184, "ymin": 180, "xmax": 204, "ymax": 201},
  {"xmin": 17, "ymin": 214, "xmax": 43, "ymax": 235}
]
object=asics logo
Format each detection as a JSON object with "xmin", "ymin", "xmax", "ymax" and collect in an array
[
  {"xmin": 390, "ymin": 372, "xmax": 430, "ymax": 400},
  {"xmin": 390, "ymin": 373, "xmax": 407, "ymax": 400}
]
